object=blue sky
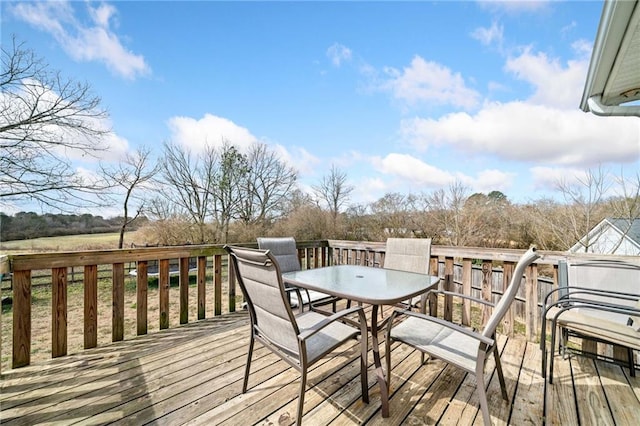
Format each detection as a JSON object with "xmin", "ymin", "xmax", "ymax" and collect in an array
[{"xmin": 2, "ymin": 1, "xmax": 640, "ymax": 216}]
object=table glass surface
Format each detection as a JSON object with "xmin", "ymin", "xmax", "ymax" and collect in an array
[{"xmin": 282, "ymin": 264, "xmax": 439, "ymax": 305}]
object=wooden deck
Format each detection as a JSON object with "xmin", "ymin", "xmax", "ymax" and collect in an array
[{"xmin": 1, "ymin": 307, "xmax": 639, "ymax": 425}]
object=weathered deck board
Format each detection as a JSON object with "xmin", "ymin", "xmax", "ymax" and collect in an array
[
  {"xmin": 545, "ymin": 346, "xmax": 579, "ymax": 425},
  {"xmin": 1, "ymin": 309, "xmax": 639, "ymax": 425}
]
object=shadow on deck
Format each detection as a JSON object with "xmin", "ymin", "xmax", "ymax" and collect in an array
[{"xmin": 1, "ymin": 308, "xmax": 639, "ymax": 425}]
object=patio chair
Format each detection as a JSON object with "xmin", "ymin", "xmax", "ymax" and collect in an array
[
  {"xmin": 257, "ymin": 237, "xmax": 339, "ymax": 312},
  {"xmin": 383, "ymin": 237, "xmax": 432, "ymax": 311},
  {"xmin": 385, "ymin": 247, "xmax": 540, "ymax": 426},
  {"xmin": 541, "ymin": 257, "xmax": 640, "ymax": 384},
  {"xmin": 225, "ymin": 245, "xmax": 369, "ymax": 425}
]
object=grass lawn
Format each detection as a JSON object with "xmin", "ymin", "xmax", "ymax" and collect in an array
[{"xmin": 0, "ymin": 232, "xmax": 140, "ymax": 254}]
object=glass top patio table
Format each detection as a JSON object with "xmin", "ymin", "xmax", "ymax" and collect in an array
[
  {"xmin": 282, "ymin": 264, "xmax": 440, "ymax": 306},
  {"xmin": 282, "ymin": 264, "xmax": 440, "ymax": 418}
]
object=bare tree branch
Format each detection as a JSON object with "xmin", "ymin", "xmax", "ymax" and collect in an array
[{"xmin": 1, "ymin": 36, "xmax": 109, "ymax": 210}]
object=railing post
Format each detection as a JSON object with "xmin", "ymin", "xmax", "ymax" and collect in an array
[
  {"xmin": 428, "ymin": 256, "xmax": 440, "ymax": 317},
  {"xmin": 481, "ymin": 261, "xmax": 493, "ymax": 326},
  {"xmin": 214, "ymin": 254, "xmax": 222, "ymax": 316},
  {"xmin": 461, "ymin": 258, "xmax": 472, "ymax": 326},
  {"xmin": 85, "ymin": 265, "xmax": 98, "ymax": 347},
  {"xmin": 112, "ymin": 263, "xmax": 125, "ymax": 341},
  {"xmin": 12, "ymin": 270, "xmax": 31, "ymax": 368},
  {"xmin": 502, "ymin": 262, "xmax": 514, "ymax": 336},
  {"xmin": 159, "ymin": 259, "xmax": 170, "ymax": 329},
  {"xmin": 197, "ymin": 256, "xmax": 206, "ymax": 320},
  {"xmin": 136, "ymin": 261, "xmax": 148, "ymax": 336},
  {"xmin": 52, "ymin": 267, "xmax": 67, "ymax": 358},
  {"xmin": 179, "ymin": 257, "xmax": 189, "ymax": 324},
  {"xmin": 444, "ymin": 257, "xmax": 454, "ymax": 322},
  {"xmin": 525, "ymin": 264, "xmax": 538, "ymax": 342},
  {"xmin": 228, "ymin": 255, "xmax": 236, "ymax": 312}
]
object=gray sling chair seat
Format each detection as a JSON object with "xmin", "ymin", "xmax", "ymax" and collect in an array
[
  {"xmin": 541, "ymin": 257, "xmax": 640, "ymax": 384},
  {"xmin": 385, "ymin": 247, "xmax": 540, "ymax": 426},
  {"xmin": 257, "ymin": 237, "xmax": 340, "ymax": 313},
  {"xmin": 225, "ymin": 245, "xmax": 369, "ymax": 425}
]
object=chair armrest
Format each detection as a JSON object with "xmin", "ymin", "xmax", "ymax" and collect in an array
[
  {"xmin": 390, "ymin": 309, "xmax": 494, "ymax": 346},
  {"xmin": 561, "ymin": 287, "xmax": 638, "ymax": 301},
  {"xmin": 298, "ymin": 306, "xmax": 366, "ymax": 341},
  {"xmin": 284, "ymin": 287, "xmax": 305, "ymax": 313},
  {"xmin": 426, "ymin": 289, "xmax": 495, "ymax": 307},
  {"xmin": 544, "ymin": 287, "xmax": 639, "ymax": 310},
  {"xmin": 546, "ymin": 297, "xmax": 640, "ymax": 319}
]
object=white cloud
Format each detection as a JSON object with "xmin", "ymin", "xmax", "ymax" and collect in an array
[
  {"xmin": 505, "ymin": 47, "xmax": 587, "ymax": 108},
  {"xmin": 381, "ymin": 56, "xmax": 480, "ymax": 110},
  {"xmin": 471, "ymin": 21, "xmax": 504, "ymax": 46},
  {"xmin": 278, "ymin": 145, "xmax": 320, "ymax": 176},
  {"xmin": 11, "ymin": 1, "xmax": 150, "ymax": 80},
  {"xmin": 352, "ymin": 177, "xmax": 389, "ymax": 204},
  {"xmin": 372, "ymin": 153, "xmax": 456, "ymax": 187},
  {"xmin": 167, "ymin": 114, "xmax": 258, "ymax": 153},
  {"xmin": 530, "ymin": 165, "xmax": 594, "ymax": 192},
  {"xmin": 401, "ymin": 101, "xmax": 639, "ymax": 167},
  {"xmin": 327, "ymin": 43, "xmax": 352, "ymax": 67},
  {"xmin": 471, "ymin": 169, "xmax": 516, "ymax": 193},
  {"xmin": 369, "ymin": 153, "xmax": 516, "ymax": 197}
]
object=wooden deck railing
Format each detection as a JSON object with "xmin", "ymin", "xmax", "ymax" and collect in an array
[{"xmin": 0, "ymin": 241, "xmax": 587, "ymax": 372}]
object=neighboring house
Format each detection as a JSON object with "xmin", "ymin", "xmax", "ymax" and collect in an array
[{"xmin": 570, "ymin": 218, "xmax": 640, "ymax": 255}]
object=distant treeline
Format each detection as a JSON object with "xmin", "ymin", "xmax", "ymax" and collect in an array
[{"xmin": 0, "ymin": 212, "xmax": 148, "ymax": 241}]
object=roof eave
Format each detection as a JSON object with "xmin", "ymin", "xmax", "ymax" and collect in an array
[{"xmin": 580, "ymin": 0, "xmax": 640, "ymax": 116}]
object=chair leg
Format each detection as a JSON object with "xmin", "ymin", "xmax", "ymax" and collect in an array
[
  {"xmin": 361, "ymin": 338, "xmax": 369, "ymax": 404},
  {"xmin": 549, "ymin": 322, "xmax": 558, "ymax": 385},
  {"xmin": 243, "ymin": 335, "xmax": 255, "ymax": 393},
  {"xmin": 493, "ymin": 345, "xmax": 508, "ymax": 400},
  {"xmin": 628, "ymin": 347, "xmax": 636, "ymax": 377},
  {"xmin": 476, "ymin": 365, "xmax": 491, "ymax": 426},
  {"xmin": 541, "ymin": 315, "xmax": 548, "ymax": 378},
  {"xmin": 385, "ymin": 335, "xmax": 392, "ymax": 388},
  {"xmin": 296, "ymin": 369, "xmax": 307, "ymax": 426}
]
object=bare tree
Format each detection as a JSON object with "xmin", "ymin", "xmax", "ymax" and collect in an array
[
  {"xmin": 427, "ymin": 181, "xmax": 474, "ymax": 246},
  {"xmin": 101, "ymin": 147, "xmax": 159, "ymax": 248},
  {"xmin": 368, "ymin": 192, "xmax": 415, "ymax": 238},
  {"xmin": 312, "ymin": 165, "xmax": 354, "ymax": 223},
  {"xmin": 159, "ymin": 142, "xmax": 215, "ymax": 243},
  {"xmin": 211, "ymin": 143, "xmax": 249, "ymax": 243},
  {"xmin": 237, "ymin": 142, "xmax": 297, "ymax": 225},
  {"xmin": 600, "ymin": 169, "xmax": 640, "ymax": 253},
  {"xmin": 1, "ymin": 36, "xmax": 109, "ymax": 209}
]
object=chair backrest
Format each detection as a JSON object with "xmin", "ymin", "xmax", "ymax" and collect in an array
[
  {"xmin": 564, "ymin": 256, "xmax": 640, "ymax": 323},
  {"xmin": 257, "ymin": 237, "xmax": 301, "ymax": 273},
  {"xmin": 483, "ymin": 247, "xmax": 540, "ymax": 338},
  {"xmin": 383, "ymin": 238, "xmax": 432, "ymax": 274},
  {"xmin": 225, "ymin": 245, "xmax": 301, "ymax": 357}
]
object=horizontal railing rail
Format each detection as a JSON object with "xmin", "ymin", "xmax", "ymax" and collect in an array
[{"xmin": 1, "ymin": 240, "xmax": 633, "ymax": 372}]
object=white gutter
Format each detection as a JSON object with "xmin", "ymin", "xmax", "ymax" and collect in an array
[
  {"xmin": 580, "ymin": 0, "xmax": 639, "ymax": 116},
  {"xmin": 587, "ymin": 95, "xmax": 640, "ymax": 116}
]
